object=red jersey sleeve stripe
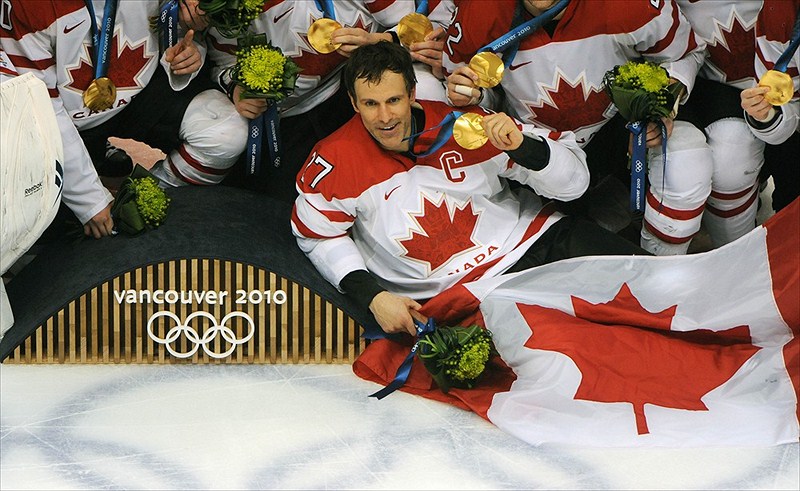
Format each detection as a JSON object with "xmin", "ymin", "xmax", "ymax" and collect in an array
[
  {"xmin": 366, "ymin": 0, "xmax": 396, "ymax": 14},
  {"xmin": 291, "ymin": 207, "xmax": 348, "ymax": 240},
  {"xmin": 643, "ymin": 4, "xmax": 679, "ymax": 55},
  {"xmin": 306, "ymin": 198, "xmax": 355, "ymax": 223},
  {"xmin": 48, "ymin": 88, "xmax": 59, "ymax": 98},
  {"xmin": 7, "ymin": 53, "xmax": 54, "ymax": 71},
  {"xmin": 643, "ymin": 219, "xmax": 695, "ymax": 244},
  {"xmin": 167, "ymin": 156, "xmax": 204, "ymax": 185}
]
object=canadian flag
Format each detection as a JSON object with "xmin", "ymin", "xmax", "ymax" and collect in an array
[{"xmin": 355, "ymin": 200, "xmax": 799, "ymax": 447}]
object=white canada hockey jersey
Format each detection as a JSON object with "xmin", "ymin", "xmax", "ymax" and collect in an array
[
  {"xmin": 292, "ymin": 101, "xmax": 589, "ymax": 299},
  {"xmin": 0, "ymin": 1, "xmax": 201, "ymax": 223},
  {"xmin": 442, "ymin": 0, "xmax": 705, "ymax": 146},
  {"xmin": 207, "ymin": 0, "xmax": 413, "ymax": 118},
  {"xmin": 750, "ymin": 0, "xmax": 800, "ymax": 144}
]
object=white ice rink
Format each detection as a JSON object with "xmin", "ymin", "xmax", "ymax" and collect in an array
[{"xmin": 1, "ymin": 364, "xmax": 798, "ymax": 490}]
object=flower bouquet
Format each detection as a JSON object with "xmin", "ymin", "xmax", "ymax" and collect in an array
[
  {"xmin": 418, "ymin": 324, "xmax": 494, "ymax": 393},
  {"xmin": 198, "ymin": 0, "xmax": 264, "ymax": 38},
  {"xmin": 232, "ymin": 33, "xmax": 300, "ymax": 173},
  {"xmin": 602, "ymin": 60, "xmax": 683, "ymax": 122},
  {"xmin": 602, "ymin": 61, "xmax": 684, "ymax": 211},
  {"xmin": 231, "ymin": 33, "xmax": 300, "ymax": 102},
  {"xmin": 110, "ymin": 165, "xmax": 171, "ymax": 236}
]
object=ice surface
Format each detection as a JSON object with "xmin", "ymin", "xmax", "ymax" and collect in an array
[{"xmin": 1, "ymin": 364, "xmax": 797, "ymax": 490}]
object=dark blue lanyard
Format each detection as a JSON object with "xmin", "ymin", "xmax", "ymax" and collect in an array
[
  {"xmin": 369, "ymin": 317, "xmax": 436, "ymax": 399},
  {"xmin": 84, "ymin": 0, "xmax": 119, "ymax": 80},
  {"xmin": 477, "ymin": 0, "xmax": 569, "ymax": 68},
  {"xmin": 405, "ymin": 111, "xmax": 464, "ymax": 158},
  {"xmin": 415, "ymin": 0, "xmax": 429, "ymax": 15},
  {"xmin": 775, "ymin": 8, "xmax": 800, "ymax": 73},
  {"xmin": 158, "ymin": 0, "xmax": 180, "ymax": 49}
]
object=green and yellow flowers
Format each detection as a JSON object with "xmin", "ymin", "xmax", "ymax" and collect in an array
[
  {"xmin": 418, "ymin": 324, "xmax": 494, "ymax": 393},
  {"xmin": 232, "ymin": 34, "xmax": 300, "ymax": 101},
  {"xmin": 603, "ymin": 60, "xmax": 684, "ymax": 122},
  {"xmin": 111, "ymin": 165, "xmax": 171, "ymax": 236},
  {"xmin": 198, "ymin": 0, "xmax": 264, "ymax": 38}
]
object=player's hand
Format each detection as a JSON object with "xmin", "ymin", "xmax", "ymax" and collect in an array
[
  {"xmin": 331, "ymin": 28, "xmax": 388, "ymax": 57},
  {"xmin": 369, "ymin": 291, "xmax": 423, "ymax": 336},
  {"xmin": 178, "ymin": 0, "xmax": 208, "ymax": 31},
  {"xmin": 483, "ymin": 112, "xmax": 523, "ymax": 151},
  {"xmin": 741, "ymin": 86, "xmax": 774, "ymax": 122},
  {"xmin": 446, "ymin": 66, "xmax": 481, "ymax": 107},
  {"xmin": 644, "ymin": 116, "xmax": 674, "ymax": 149},
  {"xmin": 83, "ymin": 203, "xmax": 114, "ymax": 239},
  {"xmin": 410, "ymin": 27, "xmax": 446, "ymax": 79},
  {"xmin": 232, "ymin": 85, "xmax": 267, "ymax": 119},
  {"xmin": 165, "ymin": 29, "xmax": 202, "ymax": 75}
]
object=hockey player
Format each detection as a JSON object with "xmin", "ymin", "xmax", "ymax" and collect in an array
[
  {"xmin": 678, "ymin": 0, "xmax": 798, "ymax": 247},
  {"xmin": 0, "ymin": 1, "xmax": 248, "ymax": 206},
  {"xmin": 206, "ymin": 0, "xmax": 453, "ymax": 203},
  {"xmin": 741, "ymin": 0, "xmax": 800, "ymax": 167},
  {"xmin": 292, "ymin": 42, "xmax": 647, "ymax": 336},
  {"xmin": 442, "ymin": 0, "xmax": 714, "ymax": 256}
]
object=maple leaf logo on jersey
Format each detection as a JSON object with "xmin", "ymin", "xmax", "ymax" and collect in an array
[
  {"xmin": 706, "ymin": 12, "xmax": 757, "ymax": 84},
  {"xmin": 399, "ymin": 197, "xmax": 480, "ymax": 272},
  {"xmin": 294, "ymin": 12, "xmax": 373, "ymax": 77},
  {"xmin": 526, "ymin": 72, "xmax": 612, "ymax": 133},
  {"xmin": 66, "ymin": 35, "xmax": 151, "ymax": 93},
  {"xmin": 518, "ymin": 283, "xmax": 758, "ymax": 435}
]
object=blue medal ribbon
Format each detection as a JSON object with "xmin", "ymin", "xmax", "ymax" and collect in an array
[
  {"xmin": 369, "ymin": 317, "xmax": 436, "ymax": 399},
  {"xmin": 158, "ymin": 0, "xmax": 180, "ymax": 50},
  {"xmin": 246, "ymin": 103, "xmax": 281, "ymax": 175},
  {"xmin": 404, "ymin": 111, "xmax": 463, "ymax": 158},
  {"xmin": 415, "ymin": 0, "xmax": 429, "ymax": 15},
  {"xmin": 626, "ymin": 120, "xmax": 668, "ymax": 212},
  {"xmin": 477, "ymin": 0, "xmax": 569, "ymax": 68},
  {"xmin": 84, "ymin": 0, "xmax": 119, "ymax": 81},
  {"xmin": 314, "ymin": 0, "xmax": 337, "ymax": 21},
  {"xmin": 774, "ymin": 8, "xmax": 800, "ymax": 73}
]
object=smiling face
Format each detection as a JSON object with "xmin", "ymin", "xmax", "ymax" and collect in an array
[{"xmin": 350, "ymin": 70, "xmax": 416, "ymax": 153}]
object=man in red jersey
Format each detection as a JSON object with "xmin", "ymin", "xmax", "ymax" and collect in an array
[{"xmin": 292, "ymin": 42, "xmax": 647, "ymax": 335}]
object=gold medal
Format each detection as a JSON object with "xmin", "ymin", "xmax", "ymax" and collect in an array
[
  {"xmin": 468, "ymin": 51, "xmax": 504, "ymax": 88},
  {"xmin": 83, "ymin": 77, "xmax": 117, "ymax": 111},
  {"xmin": 758, "ymin": 70, "xmax": 794, "ymax": 106},
  {"xmin": 397, "ymin": 13, "xmax": 433, "ymax": 47},
  {"xmin": 307, "ymin": 18, "xmax": 343, "ymax": 54},
  {"xmin": 453, "ymin": 113, "xmax": 488, "ymax": 150}
]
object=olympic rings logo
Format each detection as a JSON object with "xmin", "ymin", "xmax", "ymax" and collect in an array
[
  {"xmin": 251, "ymin": 127, "xmax": 260, "ymax": 139},
  {"xmin": 146, "ymin": 311, "xmax": 255, "ymax": 359},
  {"xmin": 634, "ymin": 160, "xmax": 644, "ymax": 173}
]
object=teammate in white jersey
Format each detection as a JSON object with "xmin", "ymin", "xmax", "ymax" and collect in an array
[
  {"xmin": 292, "ymin": 42, "xmax": 647, "ymax": 335},
  {"xmin": 678, "ymin": 0, "xmax": 798, "ymax": 247},
  {"xmin": 442, "ymin": 0, "xmax": 714, "ymax": 256},
  {"xmin": 0, "ymin": 0, "xmax": 248, "ymax": 234},
  {"xmin": 740, "ymin": 0, "xmax": 799, "ymax": 211},
  {"xmin": 206, "ymin": 0, "xmax": 453, "ymax": 203}
]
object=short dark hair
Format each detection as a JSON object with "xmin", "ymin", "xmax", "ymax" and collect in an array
[{"xmin": 343, "ymin": 41, "xmax": 417, "ymax": 99}]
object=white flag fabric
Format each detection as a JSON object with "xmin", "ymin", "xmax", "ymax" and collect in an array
[{"xmin": 355, "ymin": 200, "xmax": 799, "ymax": 447}]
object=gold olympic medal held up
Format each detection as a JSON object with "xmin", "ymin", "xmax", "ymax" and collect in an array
[
  {"xmin": 307, "ymin": 18, "xmax": 343, "ymax": 54},
  {"xmin": 397, "ymin": 13, "xmax": 433, "ymax": 47},
  {"xmin": 453, "ymin": 112, "xmax": 488, "ymax": 150},
  {"xmin": 758, "ymin": 70, "xmax": 794, "ymax": 106},
  {"xmin": 468, "ymin": 51, "xmax": 504, "ymax": 88},
  {"xmin": 83, "ymin": 77, "xmax": 116, "ymax": 111}
]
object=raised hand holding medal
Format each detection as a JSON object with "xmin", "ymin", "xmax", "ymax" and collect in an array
[
  {"xmin": 307, "ymin": 0, "xmax": 342, "ymax": 54},
  {"xmin": 397, "ymin": 0, "xmax": 433, "ymax": 47},
  {"xmin": 757, "ymin": 8, "xmax": 800, "ymax": 106},
  {"xmin": 449, "ymin": 0, "xmax": 570, "ymax": 104},
  {"xmin": 82, "ymin": 0, "xmax": 119, "ymax": 112}
]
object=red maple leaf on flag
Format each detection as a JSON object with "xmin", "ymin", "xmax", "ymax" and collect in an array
[
  {"xmin": 399, "ymin": 197, "xmax": 480, "ymax": 272},
  {"xmin": 526, "ymin": 74, "xmax": 612, "ymax": 132},
  {"xmin": 519, "ymin": 283, "xmax": 760, "ymax": 435},
  {"xmin": 67, "ymin": 36, "xmax": 151, "ymax": 92},
  {"xmin": 706, "ymin": 14, "xmax": 757, "ymax": 84}
]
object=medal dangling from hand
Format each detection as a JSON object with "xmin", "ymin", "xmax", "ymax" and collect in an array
[
  {"xmin": 397, "ymin": 13, "xmax": 433, "ymax": 47},
  {"xmin": 468, "ymin": 52, "xmax": 505, "ymax": 88}
]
